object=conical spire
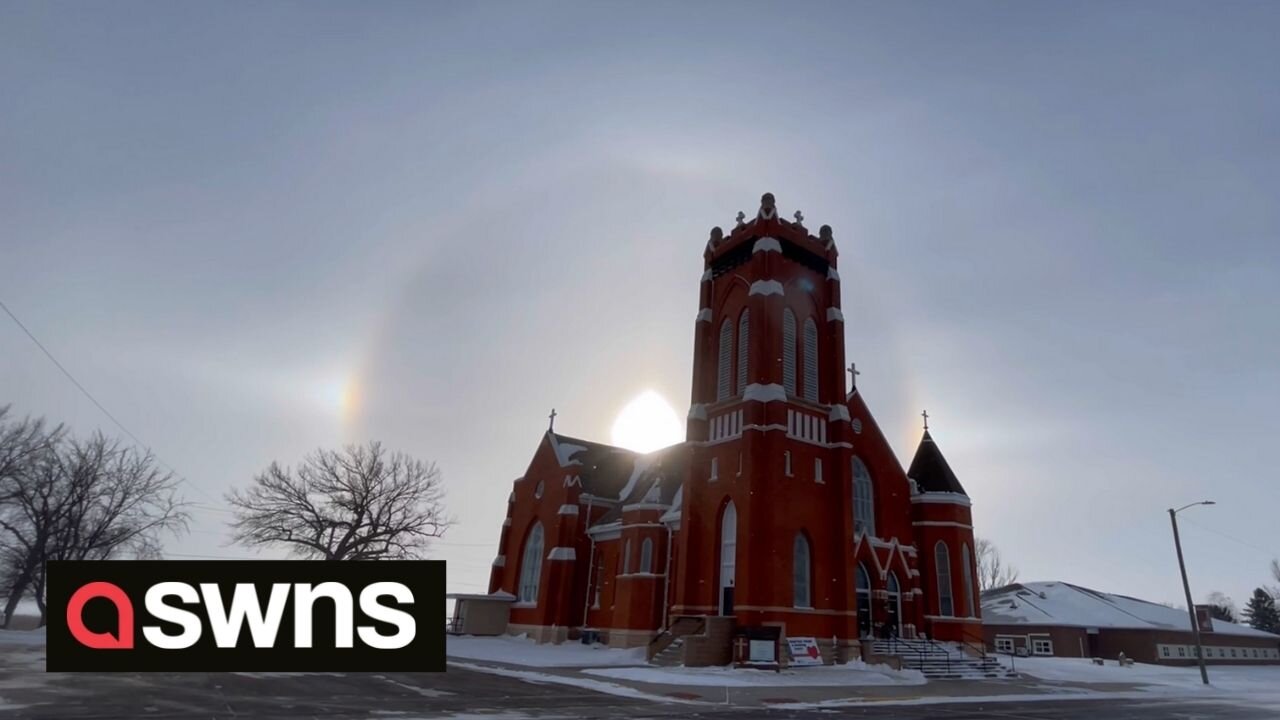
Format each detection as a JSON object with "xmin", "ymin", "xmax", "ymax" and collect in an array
[{"xmin": 907, "ymin": 428, "xmax": 967, "ymax": 495}]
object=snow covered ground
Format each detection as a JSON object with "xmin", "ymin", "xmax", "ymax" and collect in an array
[
  {"xmin": 1002, "ymin": 656, "xmax": 1280, "ymax": 704},
  {"xmin": 583, "ymin": 661, "xmax": 925, "ymax": 687},
  {"xmin": 446, "ymin": 635, "xmax": 647, "ymax": 667},
  {"xmin": 0, "ymin": 627, "xmax": 46, "ymax": 648}
]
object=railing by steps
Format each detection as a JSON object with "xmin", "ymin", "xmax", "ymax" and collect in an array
[
  {"xmin": 874, "ymin": 636, "xmax": 954, "ymax": 675},
  {"xmin": 646, "ymin": 616, "xmax": 705, "ymax": 662},
  {"xmin": 959, "ymin": 625, "xmax": 1015, "ymax": 675}
]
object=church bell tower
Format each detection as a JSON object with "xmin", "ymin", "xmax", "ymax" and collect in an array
[{"xmin": 673, "ymin": 193, "xmax": 858, "ymax": 645}]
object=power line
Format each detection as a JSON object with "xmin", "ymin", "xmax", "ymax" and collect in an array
[
  {"xmin": 1182, "ymin": 516, "xmax": 1279, "ymax": 559},
  {"xmin": 0, "ymin": 296, "xmax": 219, "ymax": 505}
]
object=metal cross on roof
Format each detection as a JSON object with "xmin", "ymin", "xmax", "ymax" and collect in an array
[
  {"xmin": 848, "ymin": 362, "xmax": 860, "ymax": 389},
  {"xmin": 548, "ymin": 408, "xmax": 557, "ymax": 431},
  {"xmin": 921, "ymin": 409, "xmax": 929, "ymax": 431}
]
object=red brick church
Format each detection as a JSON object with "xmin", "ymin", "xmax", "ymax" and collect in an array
[{"xmin": 487, "ymin": 194, "xmax": 982, "ymax": 663}]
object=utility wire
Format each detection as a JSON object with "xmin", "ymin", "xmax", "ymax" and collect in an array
[
  {"xmin": 1181, "ymin": 516, "xmax": 1279, "ymax": 559},
  {"xmin": 0, "ymin": 296, "xmax": 220, "ymax": 505}
]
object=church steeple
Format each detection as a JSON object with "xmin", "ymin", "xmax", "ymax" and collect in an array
[{"xmin": 907, "ymin": 427, "xmax": 968, "ymax": 495}]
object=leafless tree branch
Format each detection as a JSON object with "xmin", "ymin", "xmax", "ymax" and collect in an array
[
  {"xmin": 975, "ymin": 537, "xmax": 1020, "ymax": 592},
  {"xmin": 227, "ymin": 442, "xmax": 452, "ymax": 561}
]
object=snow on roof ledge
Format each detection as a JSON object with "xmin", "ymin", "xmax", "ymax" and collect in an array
[
  {"xmin": 548, "ymin": 433, "xmax": 587, "ymax": 467},
  {"xmin": 448, "ymin": 591, "xmax": 516, "ymax": 602},
  {"xmin": 546, "ymin": 547, "xmax": 577, "ymax": 561}
]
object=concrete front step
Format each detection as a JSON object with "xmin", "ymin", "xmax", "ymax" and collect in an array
[{"xmin": 649, "ymin": 637, "xmax": 686, "ymax": 668}]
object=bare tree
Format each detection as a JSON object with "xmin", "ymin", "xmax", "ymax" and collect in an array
[
  {"xmin": 975, "ymin": 537, "xmax": 1020, "ymax": 592},
  {"xmin": 0, "ymin": 419, "xmax": 187, "ymax": 627},
  {"xmin": 228, "ymin": 442, "xmax": 451, "ymax": 560}
]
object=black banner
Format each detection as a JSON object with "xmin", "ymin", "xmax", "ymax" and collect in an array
[{"xmin": 46, "ymin": 560, "xmax": 446, "ymax": 672}]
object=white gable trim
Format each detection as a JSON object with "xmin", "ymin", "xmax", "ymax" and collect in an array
[{"xmin": 752, "ymin": 237, "xmax": 782, "ymax": 253}]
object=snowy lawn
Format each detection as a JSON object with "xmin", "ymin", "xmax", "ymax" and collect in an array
[
  {"xmin": 1003, "ymin": 656, "xmax": 1280, "ymax": 696},
  {"xmin": 584, "ymin": 661, "xmax": 925, "ymax": 687},
  {"xmin": 0, "ymin": 628, "xmax": 46, "ymax": 648},
  {"xmin": 446, "ymin": 635, "xmax": 646, "ymax": 668}
]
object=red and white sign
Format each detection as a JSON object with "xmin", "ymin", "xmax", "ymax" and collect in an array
[{"xmin": 786, "ymin": 637, "xmax": 823, "ymax": 666}]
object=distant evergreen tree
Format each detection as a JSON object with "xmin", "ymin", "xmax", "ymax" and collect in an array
[{"xmin": 1242, "ymin": 588, "xmax": 1280, "ymax": 634}]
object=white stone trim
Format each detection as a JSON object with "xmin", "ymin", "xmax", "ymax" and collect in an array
[
  {"xmin": 912, "ymin": 520, "xmax": 973, "ymax": 530},
  {"xmin": 828, "ymin": 267, "xmax": 840, "ymax": 282},
  {"xmin": 748, "ymin": 279, "xmax": 784, "ymax": 296},
  {"xmin": 743, "ymin": 383, "xmax": 787, "ymax": 403},
  {"xmin": 827, "ymin": 307, "xmax": 844, "ymax": 323},
  {"xmin": 925, "ymin": 615, "xmax": 984, "ymax": 624},
  {"xmin": 558, "ymin": 504, "xmax": 579, "ymax": 516},
  {"xmin": 503, "ymin": 518, "xmax": 512, "ymax": 527},
  {"xmin": 696, "ymin": 308, "xmax": 712, "ymax": 322},
  {"xmin": 910, "ymin": 492, "xmax": 972, "ymax": 507},
  {"xmin": 829, "ymin": 405, "xmax": 850, "ymax": 422},
  {"xmin": 547, "ymin": 547, "xmax": 576, "ymax": 561},
  {"xmin": 752, "ymin": 237, "xmax": 782, "ymax": 253},
  {"xmin": 701, "ymin": 268, "xmax": 712, "ymax": 282},
  {"xmin": 492, "ymin": 555, "xmax": 506, "ymax": 567},
  {"xmin": 687, "ymin": 403, "xmax": 707, "ymax": 420}
]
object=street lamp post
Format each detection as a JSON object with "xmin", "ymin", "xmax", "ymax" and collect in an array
[{"xmin": 1169, "ymin": 500, "xmax": 1215, "ymax": 685}]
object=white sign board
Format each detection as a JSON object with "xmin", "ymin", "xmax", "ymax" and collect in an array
[
  {"xmin": 787, "ymin": 637, "xmax": 823, "ymax": 666},
  {"xmin": 748, "ymin": 639, "xmax": 775, "ymax": 663}
]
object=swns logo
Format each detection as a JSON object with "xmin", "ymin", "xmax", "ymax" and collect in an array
[{"xmin": 47, "ymin": 560, "xmax": 445, "ymax": 672}]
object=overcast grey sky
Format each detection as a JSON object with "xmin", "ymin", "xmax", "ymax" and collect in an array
[{"xmin": 2, "ymin": 1, "xmax": 1278, "ymax": 611}]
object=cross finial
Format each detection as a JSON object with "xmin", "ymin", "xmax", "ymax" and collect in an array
[
  {"xmin": 848, "ymin": 362, "xmax": 860, "ymax": 389},
  {"xmin": 548, "ymin": 408, "xmax": 557, "ymax": 432},
  {"xmin": 794, "ymin": 210, "xmax": 804, "ymax": 224},
  {"xmin": 735, "ymin": 211, "xmax": 746, "ymax": 227},
  {"xmin": 921, "ymin": 409, "xmax": 929, "ymax": 431}
]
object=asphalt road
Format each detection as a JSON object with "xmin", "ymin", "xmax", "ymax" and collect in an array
[{"xmin": 1, "ymin": 662, "xmax": 1276, "ymax": 720}]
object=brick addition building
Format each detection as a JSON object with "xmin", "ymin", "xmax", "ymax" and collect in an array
[
  {"xmin": 483, "ymin": 194, "xmax": 984, "ymax": 664},
  {"xmin": 982, "ymin": 581, "xmax": 1280, "ymax": 665}
]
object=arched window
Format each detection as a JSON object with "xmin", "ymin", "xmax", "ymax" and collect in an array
[
  {"xmin": 793, "ymin": 533, "xmax": 811, "ymax": 608},
  {"xmin": 719, "ymin": 500, "xmax": 737, "ymax": 614},
  {"xmin": 717, "ymin": 319, "xmax": 733, "ymax": 401},
  {"xmin": 640, "ymin": 538, "xmax": 654, "ymax": 574},
  {"xmin": 961, "ymin": 543, "xmax": 976, "ymax": 617},
  {"xmin": 623, "ymin": 538, "xmax": 632, "ymax": 574},
  {"xmin": 802, "ymin": 317, "xmax": 819, "ymax": 402},
  {"xmin": 782, "ymin": 309, "xmax": 797, "ymax": 396},
  {"xmin": 886, "ymin": 571, "xmax": 902, "ymax": 635},
  {"xmin": 736, "ymin": 310, "xmax": 750, "ymax": 394},
  {"xmin": 518, "ymin": 523, "xmax": 544, "ymax": 603},
  {"xmin": 855, "ymin": 562, "xmax": 872, "ymax": 637},
  {"xmin": 852, "ymin": 457, "xmax": 875, "ymax": 537},
  {"xmin": 935, "ymin": 541, "xmax": 954, "ymax": 617}
]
